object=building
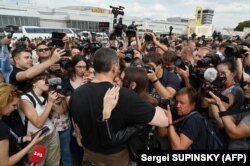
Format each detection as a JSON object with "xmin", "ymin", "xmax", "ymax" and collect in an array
[
  {"xmin": 167, "ymin": 17, "xmax": 189, "ymax": 24},
  {"xmin": 0, "ymin": 0, "xmax": 188, "ymax": 35},
  {"xmin": 202, "ymin": 9, "xmax": 214, "ymax": 25}
]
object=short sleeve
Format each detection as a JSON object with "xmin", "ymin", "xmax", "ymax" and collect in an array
[{"xmin": 0, "ymin": 120, "xmax": 11, "ymax": 141}]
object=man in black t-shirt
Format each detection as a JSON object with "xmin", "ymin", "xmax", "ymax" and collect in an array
[
  {"xmin": 165, "ymin": 88, "xmax": 208, "ymax": 150},
  {"xmin": 70, "ymin": 48, "xmax": 169, "ymax": 166}
]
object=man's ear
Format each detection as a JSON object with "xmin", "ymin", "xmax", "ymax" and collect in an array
[{"xmin": 130, "ymin": 81, "xmax": 137, "ymax": 90}]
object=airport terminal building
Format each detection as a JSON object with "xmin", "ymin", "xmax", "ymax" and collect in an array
[{"xmin": 0, "ymin": 0, "xmax": 188, "ymax": 34}]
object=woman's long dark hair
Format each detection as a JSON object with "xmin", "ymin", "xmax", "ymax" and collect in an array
[{"xmin": 123, "ymin": 67, "xmax": 158, "ymax": 106}]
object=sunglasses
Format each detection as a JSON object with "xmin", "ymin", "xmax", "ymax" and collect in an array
[{"xmin": 37, "ymin": 48, "xmax": 49, "ymax": 52}]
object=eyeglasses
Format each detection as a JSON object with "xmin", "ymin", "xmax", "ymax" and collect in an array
[
  {"xmin": 37, "ymin": 48, "xmax": 49, "ymax": 52},
  {"xmin": 75, "ymin": 66, "xmax": 87, "ymax": 69}
]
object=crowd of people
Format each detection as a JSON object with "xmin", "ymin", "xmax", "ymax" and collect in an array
[{"xmin": 0, "ymin": 27, "xmax": 250, "ymax": 166}]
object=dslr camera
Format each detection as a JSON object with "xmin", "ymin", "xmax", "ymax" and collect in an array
[
  {"xmin": 158, "ymin": 98, "xmax": 179, "ymax": 120},
  {"xmin": 124, "ymin": 47, "xmax": 134, "ymax": 63},
  {"xmin": 197, "ymin": 54, "xmax": 221, "ymax": 68},
  {"xmin": 143, "ymin": 64, "xmax": 155, "ymax": 73},
  {"xmin": 224, "ymin": 41, "xmax": 250, "ymax": 58}
]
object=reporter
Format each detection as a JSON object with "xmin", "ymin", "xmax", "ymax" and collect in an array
[
  {"xmin": 0, "ymin": 83, "xmax": 44, "ymax": 166},
  {"xmin": 19, "ymin": 73, "xmax": 61, "ymax": 166},
  {"xmin": 205, "ymin": 83, "xmax": 250, "ymax": 150}
]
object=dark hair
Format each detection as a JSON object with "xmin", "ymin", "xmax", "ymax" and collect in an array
[
  {"xmin": 30, "ymin": 73, "xmax": 49, "ymax": 86},
  {"xmin": 123, "ymin": 67, "xmax": 158, "ymax": 106},
  {"xmin": 163, "ymin": 51, "xmax": 177, "ymax": 63},
  {"xmin": 176, "ymin": 87, "xmax": 199, "ymax": 105},
  {"xmin": 218, "ymin": 59, "xmax": 237, "ymax": 73},
  {"xmin": 36, "ymin": 42, "xmax": 48, "ymax": 49},
  {"xmin": 12, "ymin": 48, "xmax": 31, "ymax": 58},
  {"xmin": 93, "ymin": 48, "xmax": 119, "ymax": 73},
  {"xmin": 142, "ymin": 52, "xmax": 163, "ymax": 66},
  {"xmin": 68, "ymin": 55, "xmax": 89, "ymax": 79}
]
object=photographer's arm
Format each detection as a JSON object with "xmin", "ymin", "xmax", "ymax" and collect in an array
[
  {"xmin": 135, "ymin": 32, "xmax": 142, "ymax": 51},
  {"xmin": 20, "ymin": 92, "xmax": 57, "ymax": 128},
  {"xmin": 236, "ymin": 58, "xmax": 250, "ymax": 82},
  {"xmin": 16, "ymin": 49, "xmax": 65, "ymax": 81},
  {"xmin": 147, "ymin": 71, "xmax": 176, "ymax": 98},
  {"xmin": 207, "ymin": 92, "xmax": 250, "ymax": 139},
  {"xmin": 151, "ymin": 33, "xmax": 168, "ymax": 52}
]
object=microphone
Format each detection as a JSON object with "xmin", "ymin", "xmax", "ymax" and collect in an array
[
  {"xmin": 46, "ymin": 77, "xmax": 62, "ymax": 86},
  {"xmin": 204, "ymin": 67, "xmax": 218, "ymax": 83},
  {"xmin": 29, "ymin": 145, "xmax": 46, "ymax": 166}
]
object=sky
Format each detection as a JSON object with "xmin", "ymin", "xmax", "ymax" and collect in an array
[{"xmin": 2, "ymin": 0, "xmax": 250, "ymax": 28}]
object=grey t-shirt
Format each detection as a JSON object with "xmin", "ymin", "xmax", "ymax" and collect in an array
[{"xmin": 228, "ymin": 111, "xmax": 250, "ymax": 150}]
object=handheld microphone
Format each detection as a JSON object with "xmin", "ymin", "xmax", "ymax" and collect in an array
[
  {"xmin": 29, "ymin": 145, "xmax": 46, "ymax": 166},
  {"xmin": 204, "ymin": 67, "xmax": 218, "ymax": 83},
  {"xmin": 46, "ymin": 77, "xmax": 62, "ymax": 86}
]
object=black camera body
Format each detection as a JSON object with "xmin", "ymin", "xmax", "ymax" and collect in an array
[
  {"xmin": 197, "ymin": 54, "xmax": 221, "ymax": 68},
  {"xmin": 143, "ymin": 64, "xmax": 155, "ymax": 73},
  {"xmin": 224, "ymin": 41, "xmax": 250, "ymax": 58},
  {"xmin": 124, "ymin": 47, "xmax": 134, "ymax": 63},
  {"xmin": 159, "ymin": 98, "xmax": 179, "ymax": 120},
  {"xmin": 174, "ymin": 57, "xmax": 193, "ymax": 71},
  {"xmin": 110, "ymin": 5, "xmax": 125, "ymax": 17},
  {"xmin": 145, "ymin": 34, "xmax": 153, "ymax": 42}
]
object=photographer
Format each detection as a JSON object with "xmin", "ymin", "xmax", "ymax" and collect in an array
[
  {"xmin": 19, "ymin": 73, "xmax": 61, "ymax": 166},
  {"xmin": 205, "ymin": 79, "xmax": 250, "ymax": 150},
  {"xmin": 164, "ymin": 88, "xmax": 210, "ymax": 150},
  {"xmin": 141, "ymin": 32, "xmax": 168, "ymax": 56},
  {"xmin": 143, "ymin": 52, "xmax": 181, "ymax": 99},
  {"xmin": 236, "ymin": 46, "xmax": 250, "ymax": 82}
]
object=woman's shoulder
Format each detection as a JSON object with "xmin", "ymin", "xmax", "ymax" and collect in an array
[{"xmin": 0, "ymin": 120, "xmax": 11, "ymax": 140}]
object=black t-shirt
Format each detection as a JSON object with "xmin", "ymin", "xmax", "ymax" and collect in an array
[
  {"xmin": 9, "ymin": 66, "xmax": 31, "ymax": 93},
  {"xmin": 0, "ymin": 120, "xmax": 25, "ymax": 166},
  {"xmin": 70, "ymin": 82, "xmax": 155, "ymax": 154},
  {"xmin": 178, "ymin": 112, "xmax": 208, "ymax": 150}
]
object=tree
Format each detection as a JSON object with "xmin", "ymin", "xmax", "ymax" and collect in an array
[{"xmin": 234, "ymin": 20, "xmax": 250, "ymax": 31}]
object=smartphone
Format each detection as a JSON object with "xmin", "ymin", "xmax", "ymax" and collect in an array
[
  {"xmin": 31, "ymin": 126, "xmax": 50, "ymax": 138},
  {"xmin": 51, "ymin": 32, "xmax": 65, "ymax": 48}
]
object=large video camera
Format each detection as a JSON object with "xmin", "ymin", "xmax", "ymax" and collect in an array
[
  {"xmin": 224, "ymin": 40, "xmax": 250, "ymax": 58},
  {"xmin": 46, "ymin": 77, "xmax": 63, "ymax": 94},
  {"xmin": 125, "ymin": 21, "xmax": 142, "ymax": 38},
  {"xmin": 110, "ymin": 5, "xmax": 126, "ymax": 38}
]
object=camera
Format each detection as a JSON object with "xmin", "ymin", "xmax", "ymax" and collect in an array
[
  {"xmin": 197, "ymin": 54, "xmax": 221, "ymax": 68},
  {"xmin": 110, "ymin": 5, "xmax": 124, "ymax": 16},
  {"xmin": 125, "ymin": 21, "xmax": 142, "ymax": 38},
  {"xmin": 124, "ymin": 47, "xmax": 134, "ymax": 63},
  {"xmin": 143, "ymin": 64, "xmax": 155, "ymax": 73},
  {"xmin": 2, "ymin": 25, "xmax": 19, "ymax": 39},
  {"xmin": 158, "ymin": 98, "xmax": 179, "ymax": 120},
  {"xmin": 144, "ymin": 34, "xmax": 153, "ymax": 42},
  {"xmin": 58, "ymin": 57, "xmax": 71, "ymax": 69},
  {"xmin": 174, "ymin": 57, "xmax": 193, "ymax": 71},
  {"xmin": 15, "ymin": 36, "xmax": 30, "ymax": 49},
  {"xmin": 224, "ymin": 41, "xmax": 250, "ymax": 58}
]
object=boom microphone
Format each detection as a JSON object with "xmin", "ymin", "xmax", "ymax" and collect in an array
[
  {"xmin": 46, "ymin": 77, "xmax": 62, "ymax": 86},
  {"xmin": 204, "ymin": 67, "xmax": 218, "ymax": 83},
  {"xmin": 29, "ymin": 145, "xmax": 46, "ymax": 166}
]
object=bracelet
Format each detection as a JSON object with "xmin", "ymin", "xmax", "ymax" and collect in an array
[
  {"xmin": 152, "ymin": 79, "xmax": 159, "ymax": 84},
  {"xmin": 218, "ymin": 111, "xmax": 228, "ymax": 117}
]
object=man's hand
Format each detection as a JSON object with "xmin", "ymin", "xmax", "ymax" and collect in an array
[{"xmin": 1, "ymin": 36, "xmax": 11, "ymax": 45}]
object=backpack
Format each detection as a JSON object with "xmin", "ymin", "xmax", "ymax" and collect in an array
[{"xmin": 185, "ymin": 112, "xmax": 224, "ymax": 150}]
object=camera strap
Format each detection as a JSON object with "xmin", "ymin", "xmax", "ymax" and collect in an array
[{"xmin": 30, "ymin": 90, "xmax": 46, "ymax": 106}]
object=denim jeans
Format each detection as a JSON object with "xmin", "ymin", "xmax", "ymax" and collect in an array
[{"xmin": 59, "ymin": 127, "xmax": 73, "ymax": 166}]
